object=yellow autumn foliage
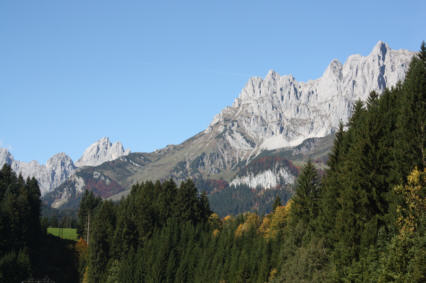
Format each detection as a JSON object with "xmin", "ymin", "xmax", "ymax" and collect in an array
[
  {"xmin": 268, "ymin": 268, "xmax": 278, "ymax": 281},
  {"xmin": 223, "ymin": 215, "xmax": 233, "ymax": 222},
  {"xmin": 267, "ymin": 205, "xmax": 289, "ymax": 239},
  {"xmin": 212, "ymin": 228, "xmax": 220, "ymax": 238},
  {"xmin": 209, "ymin": 213, "xmax": 222, "ymax": 230},
  {"xmin": 260, "ymin": 199, "xmax": 293, "ymax": 239},
  {"xmin": 284, "ymin": 198, "xmax": 293, "ymax": 213},
  {"xmin": 394, "ymin": 167, "xmax": 426, "ymax": 237},
  {"xmin": 258, "ymin": 215, "xmax": 271, "ymax": 235},
  {"xmin": 82, "ymin": 266, "xmax": 89, "ymax": 283},
  {"xmin": 235, "ymin": 212, "xmax": 260, "ymax": 238}
]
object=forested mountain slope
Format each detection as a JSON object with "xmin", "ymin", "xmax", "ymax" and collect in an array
[{"xmin": 80, "ymin": 43, "xmax": 425, "ymax": 282}]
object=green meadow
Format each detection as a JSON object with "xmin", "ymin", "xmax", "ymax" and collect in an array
[{"xmin": 47, "ymin": 227, "xmax": 78, "ymax": 241}]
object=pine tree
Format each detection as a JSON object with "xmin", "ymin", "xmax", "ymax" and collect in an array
[
  {"xmin": 289, "ymin": 160, "xmax": 321, "ymax": 243},
  {"xmin": 318, "ymin": 122, "xmax": 345, "ymax": 241},
  {"xmin": 88, "ymin": 201, "xmax": 116, "ymax": 283},
  {"xmin": 396, "ymin": 43, "xmax": 426, "ymax": 177},
  {"xmin": 272, "ymin": 195, "xmax": 282, "ymax": 211},
  {"xmin": 174, "ymin": 180, "xmax": 202, "ymax": 224},
  {"xmin": 78, "ymin": 190, "xmax": 102, "ymax": 239}
]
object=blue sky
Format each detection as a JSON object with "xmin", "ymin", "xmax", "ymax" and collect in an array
[{"xmin": 0, "ymin": 0, "xmax": 425, "ymax": 164}]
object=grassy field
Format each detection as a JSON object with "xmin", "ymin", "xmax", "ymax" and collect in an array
[{"xmin": 47, "ymin": 227, "xmax": 78, "ymax": 241}]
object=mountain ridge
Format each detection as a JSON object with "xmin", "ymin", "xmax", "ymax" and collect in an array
[
  {"xmin": 0, "ymin": 137, "xmax": 130, "ymax": 195},
  {"xmin": 44, "ymin": 41, "xmax": 416, "ymax": 209}
]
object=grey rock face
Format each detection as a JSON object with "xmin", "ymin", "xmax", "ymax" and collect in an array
[
  {"xmin": 0, "ymin": 137, "xmax": 130, "ymax": 196},
  {"xmin": 0, "ymin": 149, "xmax": 76, "ymax": 196},
  {"xmin": 208, "ymin": 41, "xmax": 413, "ymax": 152},
  {"xmin": 200, "ymin": 42, "xmax": 413, "ymax": 166},
  {"xmin": 75, "ymin": 137, "xmax": 131, "ymax": 167},
  {"xmin": 46, "ymin": 153, "xmax": 77, "ymax": 190},
  {"xmin": 182, "ymin": 42, "xmax": 414, "ymax": 188},
  {"xmin": 230, "ymin": 166, "xmax": 296, "ymax": 189}
]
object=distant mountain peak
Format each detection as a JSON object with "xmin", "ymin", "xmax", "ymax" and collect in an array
[
  {"xmin": 323, "ymin": 58, "xmax": 343, "ymax": 79},
  {"xmin": 0, "ymin": 148, "xmax": 13, "ymax": 165},
  {"xmin": 0, "ymin": 137, "xmax": 131, "ymax": 196},
  {"xmin": 75, "ymin": 137, "xmax": 130, "ymax": 167},
  {"xmin": 265, "ymin": 69, "xmax": 278, "ymax": 79},
  {"xmin": 371, "ymin": 40, "xmax": 389, "ymax": 55},
  {"xmin": 0, "ymin": 148, "xmax": 76, "ymax": 196}
]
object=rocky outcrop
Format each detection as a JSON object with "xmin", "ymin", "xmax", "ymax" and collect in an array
[
  {"xmin": 0, "ymin": 148, "xmax": 76, "ymax": 195},
  {"xmin": 75, "ymin": 137, "xmax": 130, "ymax": 167}
]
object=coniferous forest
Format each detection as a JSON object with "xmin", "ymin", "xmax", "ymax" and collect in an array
[
  {"xmin": 1, "ymin": 43, "xmax": 425, "ymax": 282},
  {"xmin": 0, "ymin": 165, "xmax": 79, "ymax": 282}
]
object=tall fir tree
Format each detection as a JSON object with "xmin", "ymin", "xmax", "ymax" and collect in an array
[
  {"xmin": 396, "ymin": 42, "xmax": 425, "ymax": 177},
  {"xmin": 289, "ymin": 160, "xmax": 321, "ymax": 244}
]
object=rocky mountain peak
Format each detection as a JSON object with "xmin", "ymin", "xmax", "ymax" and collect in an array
[
  {"xmin": 265, "ymin": 69, "xmax": 278, "ymax": 80},
  {"xmin": 323, "ymin": 59, "xmax": 343, "ymax": 80},
  {"xmin": 0, "ymin": 148, "xmax": 76, "ymax": 196},
  {"xmin": 46, "ymin": 153, "xmax": 74, "ymax": 168},
  {"xmin": 0, "ymin": 137, "xmax": 131, "ymax": 196},
  {"xmin": 75, "ymin": 137, "xmax": 130, "ymax": 167},
  {"xmin": 45, "ymin": 153, "xmax": 76, "ymax": 191},
  {"xmin": 207, "ymin": 41, "xmax": 414, "ymax": 157},
  {"xmin": 0, "ymin": 148, "xmax": 13, "ymax": 166},
  {"xmin": 371, "ymin": 40, "xmax": 389, "ymax": 56}
]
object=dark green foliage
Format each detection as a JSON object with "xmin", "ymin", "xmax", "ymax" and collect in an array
[
  {"xmin": 0, "ymin": 165, "xmax": 39, "ymax": 281},
  {"xmin": 290, "ymin": 160, "xmax": 320, "ymax": 229},
  {"xmin": 0, "ymin": 249, "xmax": 31, "ymax": 282},
  {"xmin": 396, "ymin": 44, "xmax": 425, "ymax": 176},
  {"xmin": 174, "ymin": 180, "xmax": 209, "ymax": 225},
  {"xmin": 78, "ymin": 189, "xmax": 102, "ymax": 239},
  {"xmin": 0, "ymin": 166, "xmax": 41, "ymax": 255},
  {"xmin": 85, "ymin": 179, "xmax": 214, "ymax": 282},
  {"xmin": 41, "ymin": 205, "xmax": 78, "ymax": 229},
  {"xmin": 84, "ymin": 178, "xmax": 288, "ymax": 283},
  {"xmin": 209, "ymin": 185, "xmax": 292, "ymax": 217},
  {"xmin": 272, "ymin": 195, "xmax": 282, "ymax": 211},
  {"xmin": 0, "ymin": 164, "xmax": 79, "ymax": 282},
  {"xmin": 194, "ymin": 178, "xmax": 229, "ymax": 194},
  {"xmin": 88, "ymin": 201, "xmax": 116, "ymax": 283}
]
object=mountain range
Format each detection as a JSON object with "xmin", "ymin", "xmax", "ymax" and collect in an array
[
  {"xmin": 0, "ymin": 137, "xmax": 130, "ymax": 195},
  {"xmin": 2, "ymin": 41, "xmax": 416, "ymax": 210}
]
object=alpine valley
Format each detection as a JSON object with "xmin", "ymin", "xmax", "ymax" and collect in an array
[{"xmin": 4, "ymin": 41, "xmax": 416, "ymax": 214}]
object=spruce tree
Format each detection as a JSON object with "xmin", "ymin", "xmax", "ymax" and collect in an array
[
  {"xmin": 88, "ymin": 201, "xmax": 116, "ymax": 283},
  {"xmin": 78, "ymin": 190, "xmax": 102, "ymax": 239},
  {"xmin": 289, "ymin": 160, "xmax": 321, "ymax": 239},
  {"xmin": 396, "ymin": 44, "xmax": 426, "ymax": 177}
]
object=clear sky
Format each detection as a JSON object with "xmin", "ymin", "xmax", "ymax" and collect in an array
[{"xmin": 0, "ymin": 0, "xmax": 425, "ymax": 164}]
